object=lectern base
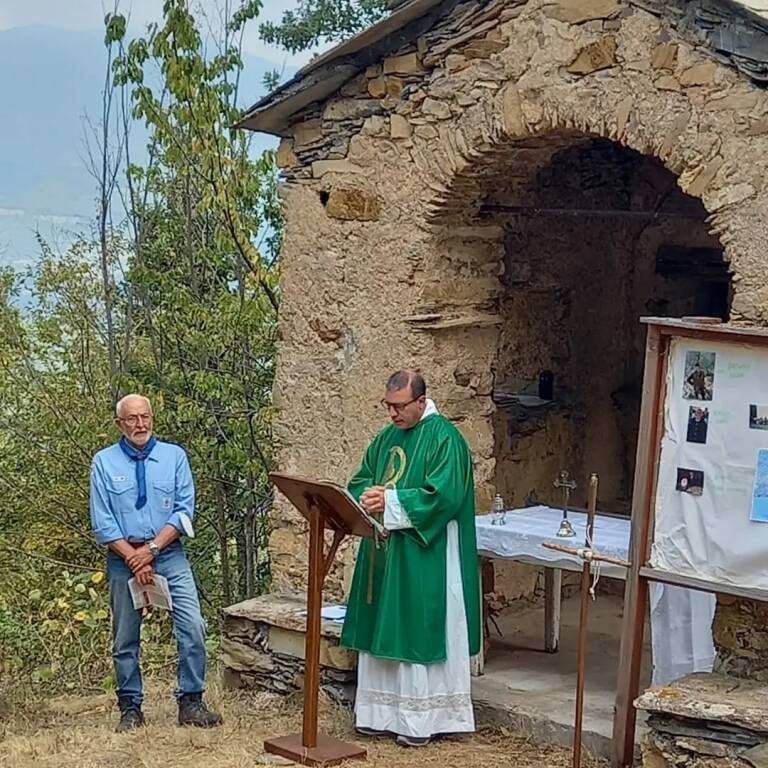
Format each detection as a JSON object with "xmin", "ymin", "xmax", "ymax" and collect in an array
[{"xmin": 264, "ymin": 733, "xmax": 367, "ymax": 766}]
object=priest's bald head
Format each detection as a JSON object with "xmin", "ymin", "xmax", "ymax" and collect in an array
[{"xmin": 382, "ymin": 369, "xmax": 427, "ymax": 429}]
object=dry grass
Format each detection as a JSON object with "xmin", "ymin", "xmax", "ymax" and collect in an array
[{"xmin": 0, "ymin": 680, "xmax": 605, "ymax": 768}]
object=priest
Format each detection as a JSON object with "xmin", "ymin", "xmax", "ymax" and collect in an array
[{"xmin": 341, "ymin": 369, "xmax": 480, "ymax": 747}]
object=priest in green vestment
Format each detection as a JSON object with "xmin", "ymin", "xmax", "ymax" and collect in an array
[{"xmin": 340, "ymin": 370, "xmax": 480, "ymax": 747}]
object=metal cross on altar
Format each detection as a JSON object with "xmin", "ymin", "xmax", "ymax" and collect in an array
[{"xmin": 553, "ymin": 469, "xmax": 577, "ymax": 537}]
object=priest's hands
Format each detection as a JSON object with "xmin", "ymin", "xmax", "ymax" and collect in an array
[{"xmin": 360, "ymin": 486, "xmax": 385, "ymax": 515}]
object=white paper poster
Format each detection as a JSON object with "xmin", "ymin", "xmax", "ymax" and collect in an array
[{"xmin": 651, "ymin": 338, "xmax": 768, "ymax": 591}]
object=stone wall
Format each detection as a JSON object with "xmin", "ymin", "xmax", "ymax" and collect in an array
[
  {"xmin": 221, "ymin": 594, "xmax": 357, "ymax": 705},
  {"xmin": 266, "ymin": 0, "xmax": 768, "ymax": 618},
  {"xmin": 713, "ymin": 594, "xmax": 768, "ymax": 683},
  {"xmin": 637, "ymin": 673, "xmax": 768, "ymax": 768}
]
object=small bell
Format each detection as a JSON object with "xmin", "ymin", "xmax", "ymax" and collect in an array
[{"xmin": 557, "ymin": 516, "xmax": 576, "ymax": 537}]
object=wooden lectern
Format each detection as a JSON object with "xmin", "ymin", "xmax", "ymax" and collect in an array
[{"xmin": 264, "ymin": 472, "xmax": 378, "ymax": 766}]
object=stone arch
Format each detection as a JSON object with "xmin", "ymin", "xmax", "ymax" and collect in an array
[
  {"xmin": 400, "ymin": 71, "xmax": 747, "ymax": 515},
  {"xmin": 412, "ymin": 79, "xmax": 749, "ymax": 244}
]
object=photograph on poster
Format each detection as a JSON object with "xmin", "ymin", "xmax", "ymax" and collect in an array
[
  {"xmin": 749, "ymin": 405, "xmax": 768, "ymax": 431},
  {"xmin": 750, "ymin": 450, "xmax": 768, "ymax": 523},
  {"xmin": 683, "ymin": 351, "xmax": 716, "ymax": 401},
  {"xmin": 686, "ymin": 407, "xmax": 709, "ymax": 444},
  {"xmin": 676, "ymin": 468, "xmax": 704, "ymax": 496}
]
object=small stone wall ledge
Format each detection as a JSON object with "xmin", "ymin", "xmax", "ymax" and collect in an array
[
  {"xmin": 221, "ymin": 592, "xmax": 357, "ymax": 706},
  {"xmin": 637, "ymin": 673, "xmax": 768, "ymax": 768}
]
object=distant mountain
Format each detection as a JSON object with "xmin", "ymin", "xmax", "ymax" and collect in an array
[{"xmin": 0, "ymin": 25, "xmax": 285, "ymax": 268}]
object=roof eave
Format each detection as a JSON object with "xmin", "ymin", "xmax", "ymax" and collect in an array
[{"xmin": 236, "ymin": 0, "xmax": 445, "ymax": 136}]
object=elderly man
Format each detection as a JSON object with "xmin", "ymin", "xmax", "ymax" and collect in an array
[
  {"xmin": 341, "ymin": 370, "xmax": 480, "ymax": 747},
  {"xmin": 90, "ymin": 394, "xmax": 222, "ymax": 732}
]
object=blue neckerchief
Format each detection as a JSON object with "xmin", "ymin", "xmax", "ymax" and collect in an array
[{"xmin": 119, "ymin": 436, "xmax": 158, "ymax": 509}]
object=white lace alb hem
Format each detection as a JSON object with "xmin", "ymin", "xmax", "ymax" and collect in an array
[{"xmin": 356, "ymin": 689, "xmax": 472, "ymax": 712}]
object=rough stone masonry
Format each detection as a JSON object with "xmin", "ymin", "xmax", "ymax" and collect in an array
[{"xmin": 241, "ymin": 0, "xmax": 768, "ymax": 690}]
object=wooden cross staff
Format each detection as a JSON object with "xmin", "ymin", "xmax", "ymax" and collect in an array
[{"xmin": 542, "ymin": 474, "xmax": 631, "ymax": 768}]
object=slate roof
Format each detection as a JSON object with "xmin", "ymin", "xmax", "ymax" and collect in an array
[{"xmin": 237, "ymin": 0, "xmax": 768, "ymax": 137}]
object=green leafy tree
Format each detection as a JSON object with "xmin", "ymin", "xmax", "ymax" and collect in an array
[
  {"xmin": 112, "ymin": 0, "xmax": 281, "ymax": 604},
  {"xmin": 260, "ymin": 0, "xmax": 389, "ymax": 54},
  {"xmin": 0, "ymin": 0, "xmax": 280, "ymax": 692}
]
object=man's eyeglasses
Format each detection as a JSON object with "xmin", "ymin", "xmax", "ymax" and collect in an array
[
  {"xmin": 381, "ymin": 397, "xmax": 422, "ymax": 414},
  {"xmin": 120, "ymin": 414, "xmax": 152, "ymax": 426}
]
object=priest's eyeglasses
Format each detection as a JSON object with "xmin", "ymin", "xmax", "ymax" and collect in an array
[
  {"xmin": 120, "ymin": 413, "xmax": 153, "ymax": 426},
  {"xmin": 381, "ymin": 397, "xmax": 421, "ymax": 414}
]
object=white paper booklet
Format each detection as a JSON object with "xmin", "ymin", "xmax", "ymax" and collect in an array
[
  {"xmin": 322, "ymin": 480, "xmax": 387, "ymax": 537},
  {"xmin": 128, "ymin": 574, "xmax": 173, "ymax": 611}
]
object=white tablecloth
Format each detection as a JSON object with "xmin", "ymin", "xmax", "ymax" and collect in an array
[
  {"xmin": 476, "ymin": 505, "xmax": 630, "ymax": 579},
  {"xmin": 475, "ymin": 505, "xmax": 715, "ymax": 686}
]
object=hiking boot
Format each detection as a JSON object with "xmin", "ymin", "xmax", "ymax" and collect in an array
[
  {"xmin": 116, "ymin": 697, "xmax": 145, "ymax": 733},
  {"xmin": 178, "ymin": 693, "xmax": 223, "ymax": 728},
  {"xmin": 396, "ymin": 734, "xmax": 431, "ymax": 748}
]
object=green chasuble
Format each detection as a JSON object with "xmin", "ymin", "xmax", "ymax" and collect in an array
[{"xmin": 340, "ymin": 412, "xmax": 481, "ymax": 664}]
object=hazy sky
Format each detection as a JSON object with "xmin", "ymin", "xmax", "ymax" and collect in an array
[{"xmin": 0, "ymin": 0, "xmax": 312, "ymax": 67}]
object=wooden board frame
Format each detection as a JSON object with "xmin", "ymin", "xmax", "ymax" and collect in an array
[{"xmin": 611, "ymin": 318, "xmax": 768, "ymax": 768}]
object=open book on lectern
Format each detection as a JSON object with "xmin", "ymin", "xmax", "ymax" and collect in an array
[{"xmin": 269, "ymin": 472, "xmax": 386, "ymax": 540}]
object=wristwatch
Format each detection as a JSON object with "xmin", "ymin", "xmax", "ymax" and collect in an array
[{"xmin": 147, "ymin": 540, "xmax": 160, "ymax": 558}]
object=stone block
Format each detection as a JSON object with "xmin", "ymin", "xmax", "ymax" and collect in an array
[
  {"xmin": 461, "ymin": 38, "xmax": 507, "ymax": 59},
  {"xmin": 680, "ymin": 62, "xmax": 718, "ymax": 87},
  {"xmin": 651, "ymin": 43, "xmax": 678, "ymax": 70},
  {"xmin": 386, "ymin": 77, "xmax": 404, "ymax": 99},
  {"xmin": 323, "ymin": 99, "xmax": 381, "ymax": 122},
  {"xmin": 415, "ymin": 124, "xmax": 439, "ymax": 140},
  {"xmin": 268, "ymin": 626, "xmax": 357, "ymax": 670},
  {"xmin": 383, "ymin": 52, "xmax": 422, "ymax": 75},
  {"xmin": 685, "ymin": 155, "xmax": 724, "ymax": 198},
  {"xmin": 367, "ymin": 76, "xmax": 387, "ymax": 99},
  {"xmin": 421, "ymin": 97, "xmax": 452, "ymax": 119},
  {"xmin": 656, "ymin": 75, "xmax": 681, "ymax": 91},
  {"xmin": 501, "ymin": 83, "xmax": 525, "ymax": 136},
  {"xmin": 427, "ymin": 75, "xmax": 464, "ymax": 101},
  {"xmin": 325, "ymin": 188, "xmax": 381, "ymax": 221},
  {"xmin": 743, "ymin": 118, "xmax": 768, "ymax": 136},
  {"xmin": 445, "ymin": 54, "xmax": 468, "ymax": 72},
  {"xmin": 641, "ymin": 737, "xmax": 673, "ymax": 768},
  {"xmin": 543, "ymin": 0, "xmax": 620, "ymax": 25},
  {"xmin": 390, "ymin": 114, "xmax": 413, "ymax": 139},
  {"xmin": 367, "ymin": 75, "xmax": 404, "ymax": 101},
  {"xmin": 567, "ymin": 36, "xmax": 617, "ymax": 75},
  {"xmin": 292, "ymin": 120, "xmax": 323, "ymax": 149},
  {"xmin": 276, "ymin": 139, "xmax": 298, "ymax": 169},
  {"xmin": 362, "ymin": 115, "xmax": 387, "ymax": 137},
  {"xmin": 707, "ymin": 92, "xmax": 759, "ymax": 111},
  {"xmin": 340, "ymin": 74, "xmax": 369, "ymax": 98},
  {"xmin": 311, "ymin": 159, "xmax": 364, "ymax": 178}
]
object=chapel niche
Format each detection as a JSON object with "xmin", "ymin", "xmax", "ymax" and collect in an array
[{"xmin": 482, "ymin": 134, "xmax": 731, "ymax": 516}]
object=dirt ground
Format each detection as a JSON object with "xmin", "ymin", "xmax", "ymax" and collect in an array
[{"xmin": 0, "ymin": 680, "xmax": 606, "ymax": 768}]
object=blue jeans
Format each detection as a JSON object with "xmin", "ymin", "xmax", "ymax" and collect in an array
[{"xmin": 108, "ymin": 542, "xmax": 206, "ymax": 705}]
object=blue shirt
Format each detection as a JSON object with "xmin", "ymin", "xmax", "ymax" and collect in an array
[{"xmin": 90, "ymin": 439, "xmax": 195, "ymax": 545}]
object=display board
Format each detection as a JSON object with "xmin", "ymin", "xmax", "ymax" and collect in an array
[
  {"xmin": 613, "ymin": 320, "xmax": 768, "ymax": 768},
  {"xmin": 650, "ymin": 338, "xmax": 768, "ymax": 591}
]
